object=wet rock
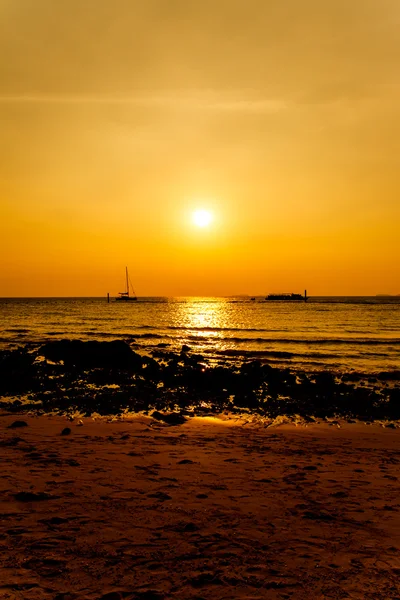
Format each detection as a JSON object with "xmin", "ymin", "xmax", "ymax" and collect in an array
[
  {"xmin": 377, "ymin": 370, "xmax": 400, "ymax": 381},
  {"xmin": 39, "ymin": 339, "xmax": 141, "ymax": 370},
  {"xmin": 181, "ymin": 344, "xmax": 190, "ymax": 353},
  {"xmin": 8, "ymin": 420, "xmax": 28, "ymax": 429},
  {"xmin": 61, "ymin": 427, "xmax": 71, "ymax": 435},
  {"xmin": 151, "ymin": 411, "xmax": 187, "ymax": 425},
  {"xmin": 0, "ymin": 348, "xmax": 36, "ymax": 395}
]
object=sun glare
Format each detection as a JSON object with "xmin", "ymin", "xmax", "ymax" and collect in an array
[{"xmin": 192, "ymin": 209, "xmax": 213, "ymax": 228}]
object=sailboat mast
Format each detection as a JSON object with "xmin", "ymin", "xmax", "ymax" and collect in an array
[{"xmin": 125, "ymin": 267, "xmax": 129, "ymax": 297}]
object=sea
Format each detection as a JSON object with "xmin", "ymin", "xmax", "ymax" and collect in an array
[{"xmin": 0, "ymin": 296, "xmax": 399, "ymax": 375}]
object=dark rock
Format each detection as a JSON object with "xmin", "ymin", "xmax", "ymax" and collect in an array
[
  {"xmin": 377, "ymin": 370, "xmax": 400, "ymax": 381},
  {"xmin": 303, "ymin": 511, "xmax": 335, "ymax": 521},
  {"xmin": 14, "ymin": 491, "xmax": 55, "ymax": 502},
  {"xmin": 8, "ymin": 420, "xmax": 28, "ymax": 429},
  {"xmin": 151, "ymin": 411, "xmax": 187, "ymax": 425},
  {"xmin": 0, "ymin": 348, "xmax": 36, "ymax": 395},
  {"xmin": 178, "ymin": 459, "xmax": 194, "ymax": 464},
  {"xmin": 181, "ymin": 344, "xmax": 190, "ymax": 353},
  {"xmin": 0, "ymin": 436, "xmax": 23, "ymax": 447},
  {"xmin": 38, "ymin": 339, "xmax": 140, "ymax": 370},
  {"xmin": 189, "ymin": 573, "xmax": 224, "ymax": 587},
  {"xmin": 46, "ymin": 517, "xmax": 69, "ymax": 525},
  {"xmin": 131, "ymin": 591, "xmax": 165, "ymax": 600},
  {"xmin": 61, "ymin": 427, "xmax": 71, "ymax": 435},
  {"xmin": 147, "ymin": 491, "xmax": 172, "ymax": 501},
  {"xmin": 182, "ymin": 522, "xmax": 199, "ymax": 532}
]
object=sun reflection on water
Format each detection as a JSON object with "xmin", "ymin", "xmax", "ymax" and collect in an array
[{"xmin": 175, "ymin": 299, "xmax": 228, "ymax": 338}]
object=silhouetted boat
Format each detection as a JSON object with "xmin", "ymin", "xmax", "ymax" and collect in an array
[
  {"xmin": 115, "ymin": 267, "xmax": 137, "ymax": 302},
  {"xmin": 266, "ymin": 290, "xmax": 308, "ymax": 302}
]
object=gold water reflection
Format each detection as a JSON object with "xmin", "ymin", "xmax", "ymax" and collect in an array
[{"xmin": 175, "ymin": 298, "xmax": 229, "ymax": 338}]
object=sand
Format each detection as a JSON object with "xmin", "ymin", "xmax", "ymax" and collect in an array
[{"xmin": 0, "ymin": 413, "xmax": 399, "ymax": 600}]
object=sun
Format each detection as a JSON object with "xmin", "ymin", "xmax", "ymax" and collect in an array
[{"xmin": 192, "ymin": 209, "xmax": 213, "ymax": 228}]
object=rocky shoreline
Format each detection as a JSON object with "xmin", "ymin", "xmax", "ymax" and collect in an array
[{"xmin": 1, "ymin": 340, "xmax": 399, "ymax": 422}]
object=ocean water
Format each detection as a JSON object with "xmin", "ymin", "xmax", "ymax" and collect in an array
[{"xmin": 0, "ymin": 296, "xmax": 399, "ymax": 374}]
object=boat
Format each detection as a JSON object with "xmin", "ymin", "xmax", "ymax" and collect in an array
[
  {"xmin": 266, "ymin": 290, "xmax": 308, "ymax": 302},
  {"xmin": 115, "ymin": 267, "xmax": 137, "ymax": 302}
]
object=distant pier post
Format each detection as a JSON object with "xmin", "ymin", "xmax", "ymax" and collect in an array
[
  {"xmin": 304, "ymin": 290, "xmax": 307, "ymax": 302},
  {"xmin": 107, "ymin": 293, "xmax": 110, "ymax": 303}
]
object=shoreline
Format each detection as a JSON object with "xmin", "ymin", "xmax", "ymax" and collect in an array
[
  {"xmin": 1, "ymin": 412, "xmax": 399, "ymax": 599},
  {"xmin": 1, "ymin": 340, "xmax": 399, "ymax": 423}
]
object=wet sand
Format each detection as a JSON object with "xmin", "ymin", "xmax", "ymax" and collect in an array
[{"xmin": 1, "ymin": 413, "xmax": 399, "ymax": 599}]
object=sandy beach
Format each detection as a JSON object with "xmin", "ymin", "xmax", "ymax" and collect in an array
[{"xmin": 1, "ymin": 413, "xmax": 399, "ymax": 600}]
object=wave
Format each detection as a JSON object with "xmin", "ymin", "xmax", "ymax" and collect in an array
[
  {"xmin": 181, "ymin": 333, "xmax": 400, "ymax": 345},
  {"xmin": 134, "ymin": 324, "xmax": 400, "ymax": 342}
]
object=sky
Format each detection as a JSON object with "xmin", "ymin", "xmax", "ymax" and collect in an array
[{"xmin": 1, "ymin": 0, "xmax": 399, "ymax": 296}]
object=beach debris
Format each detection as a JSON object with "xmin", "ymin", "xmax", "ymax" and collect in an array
[
  {"xmin": 77, "ymin": 419, "xmax": 84, "ymax": 426},
  {"xmin": 8, "ymin": 420, "xmax": 28, "ymax": 429}
]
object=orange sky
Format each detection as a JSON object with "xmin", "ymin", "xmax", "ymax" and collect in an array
[{"xmin": 1, "ymin": 0, "xmax": 399, "ymax": 296}]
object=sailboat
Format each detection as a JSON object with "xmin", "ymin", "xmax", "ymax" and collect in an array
[{"xmin": 115, "ymin": 267, "xmax": 138, "ymax": 302}]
